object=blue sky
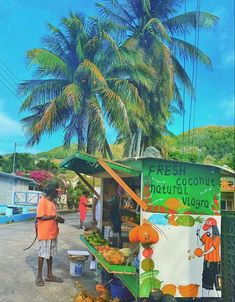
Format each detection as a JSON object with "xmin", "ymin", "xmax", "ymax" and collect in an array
[{"xmin": 0, "ymin": 0, "xmax": 234, "ymax": 155}]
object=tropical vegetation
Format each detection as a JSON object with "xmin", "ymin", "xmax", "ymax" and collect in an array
[
  {"xmin": 1, "ymin": 126, "xmax": 234, "ymax": 172},
  {"xmin": 19, "ymin": 1, "xmax": 219, "ymax": 160},
  {"xmin": 18, "ymin": 13, "xmax": 147, "ymax": 159},
  {"xmin": 97, "ymin": 0, "xmax": 218, "ymax": 157}
]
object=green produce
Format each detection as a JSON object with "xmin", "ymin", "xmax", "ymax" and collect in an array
[
  {"xmin": 140, "ymin": 270, "xmax": 159, "ymax": 282},
  {"xmin": 140, "ymin": 277, "xmax": 162, "ymax": 297},
  {"xmin": 141, "ymin": 258, "xmax": 155, "ymax": 272},
  {"xmin": 86, "ymin": 233, "xmax": 108, "ymax": 247},
  {"xmin": 175, "ymin": 215, "xmax": 204, "ymax": 227}
]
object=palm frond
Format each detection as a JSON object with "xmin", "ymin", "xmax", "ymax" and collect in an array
[
  {"xmin": 19, "ymin": 95, "xmax": 34, "ymax": 112},
  {"xmin": 18, "ymin": 79, "xmax": 68, "ymax": 113},
  {"xmin": 87, "ymin": 96, "xmax": 106, "ymax": 154},
  {"xmin": 47, "ymin": 23, "xmax": 71, "ymax": 51},
  {"xmin": 170, "ymin": 37, "xmax": 212, "ymax": 67},
  {"xmin": 98, "ymin": 87, "xmax": 130, "ymax": 134},
  {"xmin": 173, "ymin": 83, "xmax": 184, "ymax": 112},
  {"xmin": 41, "ymin": 35, "xmax": 70, "ymax": 63},
  {"xmin": 102, "ymin": 31, "xmax": 121, "ymax": 57},
  {"xmin": 96, "ymin": 2, "xmax": 136, "ymax": 31},
  {"xmin": 62, "ymin": 83, "xmax": 82, "ymax": 112},
  {"xmin": 64, "ymin": 112, "xmax": 87, "ymax": 149},
  {"xmin": 165, "ymin": 11, "xmax": 219, "ymax": 35},
  {"xmin": 171, "ymin": 55, "xmax": 195, "ymax": 97},
  {"xmin": 107, "ymin": 62, "xmax": 156, "ymax": 92},
  {"xmin": 75, "ymin": 59, "xmax": 107, "ymax": 86},
  {"xmin": 27, "ymin": 49, "xmax": 68, "ymax": 77},
  {"xmin": 36, "ymin": 101, "xmax": 57, "ymax": 130},
  {"xmin": 143, "ymin": 18, "xmax": 171, "ymax": 42}
]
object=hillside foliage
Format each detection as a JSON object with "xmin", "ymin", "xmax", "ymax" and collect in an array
[
  {"xmin": 0, "ymin": 126, "xmax": 234, "ymax": 174},
  {"xmin": 167, "ymin": 126, "xmax": 234, "ymax": 169}
]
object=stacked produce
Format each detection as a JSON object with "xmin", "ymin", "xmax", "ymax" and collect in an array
[
  {"xmin": 96, "ymin": 245, "xmax": 125, "ymax": 264},
  {"xmin": 74, "ymin": 280, "xmax": 120, "ymax": 302},
  {"xmin": 85, "ymin": 231, "xmax": 109, "ymax": 247},
  {"xmin": 121, "ymin": 214, "xmax": 140, "ymax": 224},
  {"xmin": 84, "ymin": 230, "xmax": 129, "ymax": 265}
]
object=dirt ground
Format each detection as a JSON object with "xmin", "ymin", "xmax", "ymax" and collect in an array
[{"xmin": 0, "ymin": 212, "xmax": 97, "ymax": 302}]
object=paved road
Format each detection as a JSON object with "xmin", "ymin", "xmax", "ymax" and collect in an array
[{"xmin": 0, "ymin": 213, "xmax": 96, "ymax": 302}]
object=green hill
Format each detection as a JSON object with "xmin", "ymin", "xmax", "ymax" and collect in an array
[
  {"xmin": 1, "ymin": 126, "xmax": 234, "ymax": 173},
  {"xmin": 35, "ymin": 125, "xmax": 234, "ymax": 169},
  {"xmin": 37, "ymin": 143, "xmax": 124, "ymax": 160},
  {"xmin": 166, "ymin": 125, "xmax": 234, "ymax": 169}
]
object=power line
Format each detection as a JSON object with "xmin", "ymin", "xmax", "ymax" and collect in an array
[
  {"xmin": 182, "ymin": 0, "xmax": 187, "ymax": 155},
  {"xmin": 0, "ymin": 78, "xmax": 19, "ymax": 100},
  {"xmin": 188, "ymin": 0, "xmax": 201, "ymax": 149},
  {"xmin": 0, "ymin": 63, "xmax": 18, "ymax": 86},
  {"xmin": 191, "ymin": 0, "xmax": 201, "ymax": 152},
  {"xmin": 0, "ymin": 70, "xmax": 17, "ymax": 91},
  {"xmin": 0, "ymin": 58, "xmax": 19, "ymax": 82},
  {"xmin": 0, "ymin": 58, "xmax": 22, "ymax": 101},
  {"xmin": 0, "ymin": 69, "xmax": 22, "ymax": 101}
]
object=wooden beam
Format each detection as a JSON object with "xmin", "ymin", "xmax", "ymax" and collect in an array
[
  {"xmin": 77, "ymin": 173, "xmax": 100, "ymax": 199},
  {"xmin": 98, "ymin": 159, "xmax": 147, "ymax": 210}
]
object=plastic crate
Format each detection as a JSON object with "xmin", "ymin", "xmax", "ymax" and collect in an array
[
  {"xmin": 222, "ymin": 251, "xmax": 235, "ymax": 270},
  {"xmin": 221, "ymin": 211, "xmax": 235, "ymax": 302},
  {"xmin": 222, "ymin": 284, "xmax": 235, "ymax": 302},
  {"xmin": 222, "ymin": 234, "xmax": 235, "ymax": 252},
  {"xmin": 221, "ymin": 217, "xmax": 235, "ymax": 235}
]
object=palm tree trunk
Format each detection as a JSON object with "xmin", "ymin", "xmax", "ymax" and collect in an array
[
  {"xmin": 136, "ymin": 128, "xmax": 142, "ymax": 157},
  {"xmin": 140, "ymin": 142, "xmax": 145, "ymax": 156},
  {"xmin": 128, "ymin": 133, "xmax": 136, "ymax": 158},
  {"xmin": 105, "ymin": 139, "xmax": 114, "ymax": 160}
]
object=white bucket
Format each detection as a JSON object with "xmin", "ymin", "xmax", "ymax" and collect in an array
[
  {"xmin": 67, "ymin": 250, "xmax": 90, "ymax": 277},
  {"xmin": 70, "ymin": 261, "xmax": 85, "ymax": 277}
]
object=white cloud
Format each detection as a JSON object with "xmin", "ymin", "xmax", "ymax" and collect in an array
[{"xmin": 0, "ymin": 112, "xmax": 23, "ymax": 136}]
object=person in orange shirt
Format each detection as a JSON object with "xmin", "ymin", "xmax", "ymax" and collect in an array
[
  {"xmin": 200, "ymin": 217, "xmax": 221, "ymax": 293},
  {"xmin": 78, "ymin": 191, "xmax": 90, "ymax": 229},
  {"xmin": 35, "ymin": 180, "xmax": 65, "ymax": 286}
]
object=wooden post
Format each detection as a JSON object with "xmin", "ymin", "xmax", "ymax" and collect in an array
[
  {"xmin": 77, "ymin": 173, "xmax": 100, "ymax": 199},
  {"xmin": 98, "ymin": 159, "xmax": 147, "ymax": 210}
]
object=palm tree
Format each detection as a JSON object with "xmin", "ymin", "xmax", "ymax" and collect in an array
[
  {"xmin": 97, "ymin": 0, "xmax": 219, "ymax": 157},
  {"xmin": 19, "ymin": 13, "xmax": 147, "ymax": 158}
]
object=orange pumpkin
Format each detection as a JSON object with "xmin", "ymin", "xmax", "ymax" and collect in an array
[
  {"xmin": 194, "ymin": 248, "xmax": 203, "ymax": 257},
  {"xmin": 162, "ymin": 284, "xmax": 177, "ymax": 296},
  {"xmin": 138, "ymin": 224, "xmax": 159, "ymax": 244},
  {"xmin": 178, "ymin": 284, "xmax": 199, "ymax": 297},
  {"xmin": 128, "ymin": 226, "xmax": 140, "ymax": 243}
]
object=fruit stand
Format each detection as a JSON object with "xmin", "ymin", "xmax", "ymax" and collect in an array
[{"xmin": 61, "ymin": 151, "xmax": 234, "ymax": 301}]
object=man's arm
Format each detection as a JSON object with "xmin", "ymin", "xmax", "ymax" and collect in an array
[
  {"xmin": 38, "ymin": 215, "xmax": 64, "ymax": 223},
  {"xmin": 38, "ymin": 215, "xmax": 56, "ymax": 221}
]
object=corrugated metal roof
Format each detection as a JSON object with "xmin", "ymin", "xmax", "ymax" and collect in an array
[
  {"xmin": 60, "ymin": 151, "xmax": 140, "ymax": 178},
  {"xmin": 0, "ymin": 172, "xmax": 35, "ymax": 182}
]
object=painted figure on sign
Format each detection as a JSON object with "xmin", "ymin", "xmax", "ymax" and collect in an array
[{"xmin": 199, "ymin": 218, "xmax": 221, "ymax": 296}]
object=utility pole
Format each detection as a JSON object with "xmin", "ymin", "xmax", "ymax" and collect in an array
[{"xmin": 12, "ymin": 142, "xmax": 17, "ymax": 174}]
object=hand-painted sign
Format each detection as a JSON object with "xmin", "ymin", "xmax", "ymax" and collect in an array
[
  {"xmin": 143, "ymin": 160, "xmax": 220, "ymax": 215},
  {"xmin": 139, "ymin": 212, "xmax": 221, "ymax": 298}
]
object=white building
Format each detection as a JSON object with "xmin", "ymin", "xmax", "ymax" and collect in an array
[{"xmin": 0, "ymin": 172, "xmax": 41, "ymax": 205}]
